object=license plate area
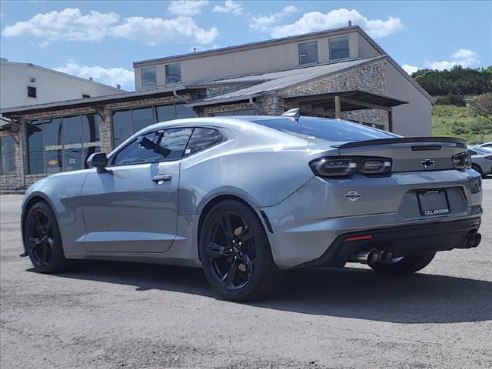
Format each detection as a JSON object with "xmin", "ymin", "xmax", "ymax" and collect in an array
[{"xmin": 417, "ymin": 189, "xmax": 450, "ymax": 216}]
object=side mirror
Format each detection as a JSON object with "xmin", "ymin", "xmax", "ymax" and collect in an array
[{"xmin": 87, "ymin": 152, "xmax": 108, "ymax": 173}]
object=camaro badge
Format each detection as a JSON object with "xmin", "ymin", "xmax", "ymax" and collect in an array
[
  {"xmin": 420, "ymin": 159, "xmax": 435, "ymax": 168},
  {"xmin": 345, "ymin": 191, "xmax": 361, "ymax": 201}
]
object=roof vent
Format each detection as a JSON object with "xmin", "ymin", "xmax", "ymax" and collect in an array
[{"xmin": 281, "ymin": 108, "xmax": 301, "ymax": 122}]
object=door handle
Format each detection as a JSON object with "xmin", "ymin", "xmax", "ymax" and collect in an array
[{"xmin": 152, "ymin": 174, "xmax": 172, "ymax": 184}]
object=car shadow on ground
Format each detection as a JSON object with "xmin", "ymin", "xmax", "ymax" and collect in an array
[{"xmin": 39, "ymin": 260, "xmax": 492, "ymax": 325}]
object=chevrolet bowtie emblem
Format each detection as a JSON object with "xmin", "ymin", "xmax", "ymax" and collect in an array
[{"xmin": 420, "ymin": 159, "xmax": 435, "ymax": 168}]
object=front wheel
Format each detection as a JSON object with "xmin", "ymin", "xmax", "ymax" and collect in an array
[
  {"xmin": 199, "ymin": 200, "xmax": 282, "ymax": 301},
  {"xmin": 23, "ymin": 201, "xmax": 68, "ymax": 273},
  {"xmin": 369, "ymin": 252, "xmax": 436, "ymax": 276}
]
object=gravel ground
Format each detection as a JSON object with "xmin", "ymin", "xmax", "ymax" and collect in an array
[{"xmin": 1, "ymin": 181, "xmax": 491, "ymax": 369}]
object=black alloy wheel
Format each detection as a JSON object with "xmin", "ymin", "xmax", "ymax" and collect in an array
[
  {"xmin": 199, "ymin": 200, "xmax": 282, "ymax": 301},
  {"xmin": 24, "ymin": 202, "xmax": 67, "ymax": 273}
]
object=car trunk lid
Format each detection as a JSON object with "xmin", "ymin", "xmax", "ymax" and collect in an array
[{"xmin": 336, "ymin": 137, "xmax": 467, "ymax": 172}]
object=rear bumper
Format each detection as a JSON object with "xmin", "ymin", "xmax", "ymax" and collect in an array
[
  {"xmin": 302, "ymin": 217, "xmax": 482, "ymax": 267},
  {"xmin": 260, "ymin": 169, "xmax": 482, "ymax": 268}
]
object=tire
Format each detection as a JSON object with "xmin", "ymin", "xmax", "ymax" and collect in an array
[
  {"xmin": 23, "ymin": 201, "xmax": 68, "ymax": 273},
  {"xmin": 199, "ymin": 199, "xmax": 282, "ymax": 301},
  {"xmin": 369, "ymin": 252, "xmax": 436, "ymax": 276}
]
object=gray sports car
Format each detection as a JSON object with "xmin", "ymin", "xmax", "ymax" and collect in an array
[{"xmin": 21, "ymin": 111, "xmax": 483, "ymax": 301}]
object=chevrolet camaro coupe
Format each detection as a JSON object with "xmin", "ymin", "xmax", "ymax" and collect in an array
[{"xmin": 21, "ymin": 111, "xmax": 483, "ymax": 301}]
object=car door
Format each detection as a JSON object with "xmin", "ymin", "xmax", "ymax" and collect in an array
[{"xmin": 79, "ymin": 127, "xmax": 193, "ymax": 253}]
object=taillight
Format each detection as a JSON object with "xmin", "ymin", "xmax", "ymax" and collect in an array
[
  {"xmin": 452, "ymin": 152, "xmax": 472, "ymax": 169},
  {"xmin": 310, "ymin": 157, "xmax": 392, "ymax": 177}
]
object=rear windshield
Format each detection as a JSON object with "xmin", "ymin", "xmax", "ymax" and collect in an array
[{"xmin": 252, "ymin": 117, "xmax": 398, "ymax": 142}]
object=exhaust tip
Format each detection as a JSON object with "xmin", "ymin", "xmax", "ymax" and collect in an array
[
  {"xmin": 380, "ymin": 248, "xmax": 393, "ymax": 263},
  {"xmin": 367, "ymin": 249, "xmax": 379, "ymax": 265},
  {"xmin": 474, "ymin": 233, "xmax": 482, "ymax": 247},
  {"xmin": 466, "ymin": 234, "xmax": 477, "ymax": 248}
]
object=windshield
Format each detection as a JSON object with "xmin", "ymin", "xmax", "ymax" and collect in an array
[{"xmin": 252, "ymin": 117, "xmax": 399, "ymax": 142}]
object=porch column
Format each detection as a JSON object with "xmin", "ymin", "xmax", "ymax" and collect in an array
[{"xmin": 334, "ymin": 95, "xmax": 341, "ymax": 119}]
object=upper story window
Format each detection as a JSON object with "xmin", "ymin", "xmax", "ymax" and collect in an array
[
  {"xmin": 329, "ymin": 36, "xmax": 349, "ymax": 60},
  {"xmin": 165, "ymin": 63, "xmax": 181, "ymax": 84},
  {"xmin": 298, "ymin": 41, "xmax": 318, "ymax": 65},
  {"xmin": 141, "ymin": 66, "xmax": 157, "ymax": 87},
  {"xmin": 27, "ymin": 86, "xmax": 37, "ymax": 98}
]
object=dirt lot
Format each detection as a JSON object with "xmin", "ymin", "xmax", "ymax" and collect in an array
[{"xmin": 1, "ymin": 181, "xmax": 491, "ymax": 369}]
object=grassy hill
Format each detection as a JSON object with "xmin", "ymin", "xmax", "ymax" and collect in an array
[{"xmin": 432, "ymin": 104, "xmax": 491, "ymax": 144}]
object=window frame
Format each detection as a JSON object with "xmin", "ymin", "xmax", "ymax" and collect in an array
[
  {"xmin": 141, "ymin": 66, "xmax": 157, "ymax": 87},
  {"xmin": 27, "ymin": 86, "xmax": 37, "ymax": 98},
  {"xmin": 329, "ymin": 35, "xmax": 350, "ymax": 61},
  {"xmin": 298, "ymin": 41, "xmax": 318, "ymax": 65},
  {"xmin": 165, "ymin": 63, "xmax": 181, "ymax": 84}
]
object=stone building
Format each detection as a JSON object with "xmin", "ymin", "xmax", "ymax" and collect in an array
[{"xmin": 0, "ymin": 25, "xmax": 433, "ymax": 191}]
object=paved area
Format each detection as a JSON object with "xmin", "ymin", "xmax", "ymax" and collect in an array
[{"xmin": 1, "ymin": 181, "xmax": 491, "ymax": 369}]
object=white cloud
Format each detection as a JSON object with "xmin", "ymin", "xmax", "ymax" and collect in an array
[
  {"xmin": 252, "ymin": 8, "xmax": 402, "ymax": 39},
  {"xmin": 401, "ymin": 49, "xmax": 480, "ymax": 74},
  {"xmin": 427, "ymin": 48, "xmax": 479, "ymax": 70},
  {"xmin": 111, "ymin": 16, "xmax": 218, "ymax": 45},
  {"xmin": 213, "ymin": 0, "xmax": 243, "ymax": 15},
  {"xmin": 2, "ymin": 8, "xmax": 119, "ymax": 44},
  {"xmin": 168, "ymin": 0, "xmax": 208, "ymax": 16},
  {"xmin": 402, "ymin": 64, "xmax": 419, "ymax": 75},
  {"xmin": 55, "ymin": 61, "xmax": 134, "ymax": 90},
  {"xmin": 250, "ymin": 5, "xmax": 299, "ymax": 33},
  {"xmin": 2, "ymin": 7, "xmax": 218, "ymax": 46}
]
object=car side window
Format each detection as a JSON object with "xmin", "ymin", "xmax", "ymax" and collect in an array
[
  {"xmin": 184, "ymin": 128, "xmax": 225, "ymax": 156},
  {"xmin": 111, "ymin": 128, "xmax": 193, "ymax": 166}
]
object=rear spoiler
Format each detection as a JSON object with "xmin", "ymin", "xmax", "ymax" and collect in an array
[{"xmin": 338, "ymin": 137, "xmax": 466, "ymax": 149}]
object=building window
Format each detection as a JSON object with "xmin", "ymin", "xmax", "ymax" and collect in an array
[
  {"xmin": 112, "ymin": 110, "xmax": 133, "ymax": 148},
  {"xmin": 165, "ymin": 63, "xmax": 181, "ymax": 84},
  {"xmin": 27, "ymin": 86, "xmax": 37, "ymax": 98},
  {"xmin": 329, "ymin": 36, "xmax": 349, "ymax": 60},
  {"xmin": 26, "ymin": 114, "xmax": 102, "ymax": 174},
  {"xmin": 133, "ymin": 107, "xmax": 155, "ymax": 133},
  {"xmin": 0, "ymin": 135, "xmax": 17, "ymax": 175},
  {"xmin": 27, "ymin": 120, "xmax": 44, "ymax": 174},
  {"xmin": 298, "ymin": 41, "xmax": 318, "ymax": 65},
  {"xmin": 141, "ymin": 67, "xmax": 157, "ymax": 87},
  {"xmin": 113, "ymin": 104, "xmax": 196, "ymax": 147}
]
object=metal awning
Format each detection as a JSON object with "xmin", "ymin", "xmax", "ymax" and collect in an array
[{"xmin": 282, "ymin": 90, "xmax": 407, "ymax": 111}]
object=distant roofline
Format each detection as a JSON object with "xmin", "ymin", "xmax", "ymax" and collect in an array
[
  {"xmin": 0, "ymin": 85, "xmax": 189, "ymax": 117},
  {"xmin": 133, "ymin": 25, "xmax": 361, "ymax": 67},
  {"xmin": 0, "ymin": 59, "xmax": 126, "ymax": 92}
]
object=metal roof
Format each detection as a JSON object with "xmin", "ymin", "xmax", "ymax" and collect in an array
[
  {"xmin": 284, "ymin": 90, "xmax": 408, "ymax": 110},
  {"xmin": 190, "ymin": 57, "xmax": 383, "ymax": 106},
  {"xmin": 0, "ymin": 85, "xmax": 189, "ymax": 117}
]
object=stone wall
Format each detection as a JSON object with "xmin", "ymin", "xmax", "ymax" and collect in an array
[
  {"xmin": 0, "ymin": 128, "xmax": 23, "ymax": 191},
  {"xmin": 281, "ymin": 59, "xmax": 389, "ymax": 128}
]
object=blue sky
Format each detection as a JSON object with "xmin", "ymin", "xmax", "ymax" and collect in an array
[{"xmin": 1, "ymin": 1, "xmax": 491, "ymax": 91}]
